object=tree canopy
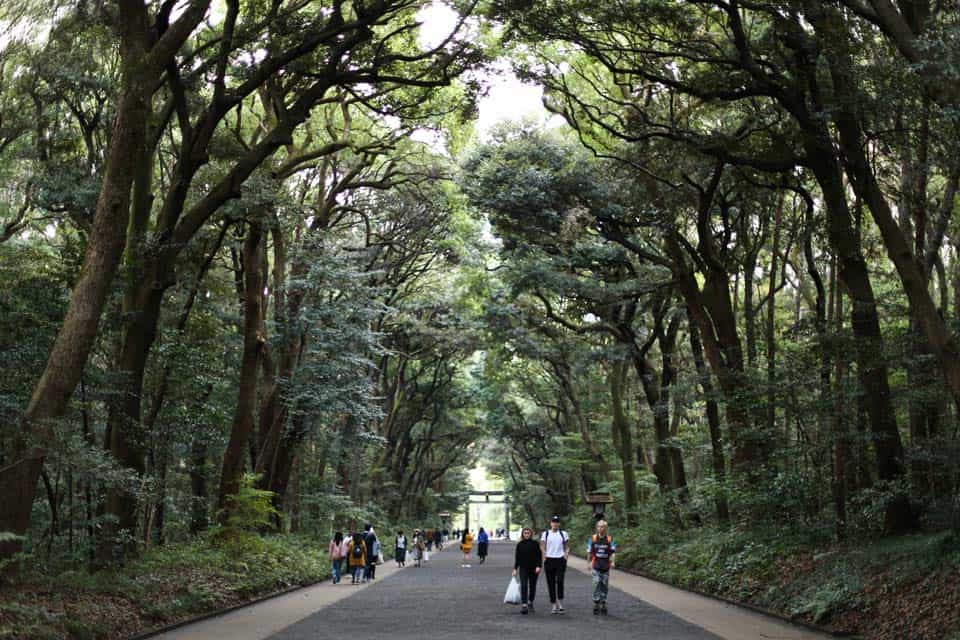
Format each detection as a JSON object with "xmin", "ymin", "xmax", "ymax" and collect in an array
[{"xmin": 2, "ymin": 9, "xmax": 960, "ymax": 635}]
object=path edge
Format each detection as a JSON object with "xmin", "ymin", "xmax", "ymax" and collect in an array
[
  {"xmin": 571, "ymin": 553, "xmax": 859, "ymax": 639},
  {"xmin": 129, "ymin": 544, "xmax": 451, "ymax": 640},
  {"xmin": 128, "ymin": 580, "xmax": 323, "ymax": 640}
]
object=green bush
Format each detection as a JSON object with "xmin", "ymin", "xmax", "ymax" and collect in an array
[{"xmin": 212, "ymin": 474, "xmax": 280, "ymax": 553}]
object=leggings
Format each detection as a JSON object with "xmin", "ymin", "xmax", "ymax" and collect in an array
[
  {"xmin": 518, "ymin": 567, "xmax": 539, "ymax": 604},
  {"xmin": 544, "ymin": 557, "xmax": 566, "ymax": 603}
]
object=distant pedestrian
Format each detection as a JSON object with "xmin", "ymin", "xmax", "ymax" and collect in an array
[
  {"xmin": 513, "ymin": 527, "xmax": 542, "ymax": 614},
  {"xmin": 362, "ymin": 524, "xmax": 379, "ymax": 582},
  {"xmin": 347, "ymin": 532, "xmax": 367, "ymax": 584},
  {"xmin": 460, "ymin": 528, "xmax": 474, "ymax": 567},
  {"xmin": 395, "ymin": 530, "xmax": 407, "ymax": 567},
  {"xmin": 434, "ymin": 528, "xmax": 442, "ymax": 551},
  {"xmin": 476, "ymin": 527, "xmax": 489, "ymax": 564},
  {"xmin": 412, "ymin": 529, "xmax": 425, "ymax": 567},
  {"xmin": 541, "ymin": 515, "xmax": 570, "ymax": 614},
  {"xmin": 329, "ymin": 531, "xmax": 346, "ymax": 584},
  {"xmin": 587, "ymin": 519, "xmax": 617, "ymax": 615}
]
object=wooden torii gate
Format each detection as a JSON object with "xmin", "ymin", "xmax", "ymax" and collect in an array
[{"xmin": 464, "ymin": 490, "xmax": 510, "ymax": 536}]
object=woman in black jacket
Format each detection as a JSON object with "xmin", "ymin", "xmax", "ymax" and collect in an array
[{"xmin": 512, "ymin": 527, "xmax": 543, "ymax": 614}]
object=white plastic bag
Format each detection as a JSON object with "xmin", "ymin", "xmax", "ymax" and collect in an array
[
  {"xmin": 424, "ymin": 550, "xmax": 431, "ymax": 562},
  {"xmin": 504, "ymin": 577, "xmax": 521, "ymax": 604}
]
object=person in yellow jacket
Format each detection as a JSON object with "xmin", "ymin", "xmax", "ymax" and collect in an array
[
  {"xmin": 459, "ymin": 529, "xmax": 474, "ymax": 567},
  {"xmin": 346, "ymin": 532, "xmax": 367, "ymax": 584}
]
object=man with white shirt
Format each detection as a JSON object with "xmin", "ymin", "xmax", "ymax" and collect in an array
[{"xmin": 540, "ymin": 515, "xmax": 570, "ymax": 614}]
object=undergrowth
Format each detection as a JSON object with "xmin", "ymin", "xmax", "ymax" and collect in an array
[
  {"xmin": 572, "ymin": 505, "xmax": 960, "ymax": 638},
  {"xmin": 0, "ymin": 534, "xmax": 330, "ymax": 640}
]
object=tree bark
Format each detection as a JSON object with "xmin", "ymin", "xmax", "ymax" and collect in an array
[
  {"xmin": 687, "ymin": 309, "xmax": 730, "ymax": 523},
  {"xmin": 765, "ymin": 200, "xmax": 783, "ymax": 441},
  {"xmin": 609, "ymin": 360, "xmax": 639, "ymax": 526},
  {"xmin": 804, "ymin": 138, "xmax": 912, "ymax": 534},
  {"xmin": 665, "ymin": 233, "xmax": 759, "ymax": 472},
  {"xmin": 815, "ymin": 4, "xmax": 960, "ymax": 423},
  {"xmin": 217, "ymin": 220, "xmax": 266, "ymax": 522},
  {"xmin": 0, "ymin": 1, "xmax": 210, "ymax": 570},
  {"xmin": 832, "ymin": 264, "xmax": 849, "ymax": 540}
]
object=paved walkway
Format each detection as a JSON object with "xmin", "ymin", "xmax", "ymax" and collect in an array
[{"xmin": 156, "ymin": 541, "xmax": 831, "ymax": 640}]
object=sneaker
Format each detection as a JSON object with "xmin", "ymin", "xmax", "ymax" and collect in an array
[
  {"xmin": 600, "ymin": 604, "xmax": 608, "ymax": 615},
  {"xmin": 558, "ymin": 603, "xmax": 565, "ymax": 613},
  {"xmin": 551, "ymin": 606, "xmax": 558, "ymax": 615},
  {"xmin": 593, "ymin": 604, "xmax": 600, "ymax": 615},
  {"xmin": 521, "ymin": 605, "xmax": 528, "ymax": 615},
  {"xmin": 528, "ymin": 603, "xmax": 534, "ymax": 612}
]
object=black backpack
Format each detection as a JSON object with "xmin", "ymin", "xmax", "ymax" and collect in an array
[
  {"xmin": 542, "ymin": 530, "xmax": 568, "ymax": 544},
  {"xmin": 352, "ymin": 542, "xmax": 364, "ymax": 558}
]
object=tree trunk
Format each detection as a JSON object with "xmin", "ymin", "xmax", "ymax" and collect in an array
[
  {"xmin": 189, "ymin": 436, "xmax": 209, "ymax": 535},
  {"xmin": 609, "ymin": 360, "xmax": 638, "ymax": 526},
  {"xmin": 666, "ymin": 234, "xmax": 759, "ymax": 471},
  {"xmin": 217, "ymin": 220, "xmax": 266, "ymax": 522},
  {"xmin": 832, "ymin": 267, "xmax": 849, "ymax": 540},
  {"xmin": 744, "ymin": 251, "xmax": 758, "ymax": 368},
  {"xmin": 0, "ymin": 8, "xmax": 156, "ymax": 570},
  {"xmin": 804, "ymin": 135, "xmax": 913, "ymax": 534},
  {"xmin": 99, "ymin": 209, "xmax": 163, "ymax": 561},
  {"xmin": 687, "ymin": 309, "xmax": 730, "ymax": 523},
  {"xmin": 822, "ymin": 19, "xmax": 960, "ymax": 424},
  {"xmin": 660, "ymin": 313, "xmax": 689, "ymax": 502},
  {"xmin": 765, "ymin": 200, "xmax": 783, "ymax": 441}
]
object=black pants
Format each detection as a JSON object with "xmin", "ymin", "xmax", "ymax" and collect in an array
[
  {"xmin": 518, "ymin": 567, "xmax": 539, "ymax": 604},
  {"xmin": 544, "ymin": 557, "xmax": 566, "ymax": 603}
]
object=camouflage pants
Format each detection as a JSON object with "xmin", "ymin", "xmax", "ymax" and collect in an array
[{"xmin": 592, "ymin": 569, "xmax": 610, "ymax": 603}]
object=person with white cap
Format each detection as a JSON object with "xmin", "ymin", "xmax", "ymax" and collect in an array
[{"xmin": 540, "ymin": 515, "xmax": 570, "ymax": 614}]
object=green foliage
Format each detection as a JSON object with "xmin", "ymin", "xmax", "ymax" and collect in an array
[
  {"xmin": 1, "ymin": 535, "xmax": 330, "ymax": 640},
  {"xmin": 214, "ymin": 474, "xmax": 279, "ymax": 550}
]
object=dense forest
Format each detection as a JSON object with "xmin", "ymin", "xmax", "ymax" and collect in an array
[{"xmin": 2, "ymin": 1, "xmax": 960, "ymax": 638}]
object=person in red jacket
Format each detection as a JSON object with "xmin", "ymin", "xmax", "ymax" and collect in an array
[{"xmin": 587, "ymin": 519, "xmax": 617, "ymax": 615}]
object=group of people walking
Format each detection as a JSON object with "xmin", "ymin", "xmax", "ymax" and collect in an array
[
  {"xmin": 513, "ymin": 517, "xmax": 616, "ymax": 616},
  {"xmin": 328, "ymin": 524, "xmax": 382, "ymax": 585},
  {"xmin": 327, "ymin": 516, "xmax": 619, "ymax": 618},
  {"xmin": 457, "ymin": 527, "xmax": 490, "ymax": 567},
  {"xmin": 394, "ymin": 528, "xmax": 438, "ymax": 568}
]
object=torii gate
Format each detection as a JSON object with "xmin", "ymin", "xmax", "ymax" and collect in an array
[{"xmin": 464, "ymin": 490, "xmax": 510, "ymax": 536}]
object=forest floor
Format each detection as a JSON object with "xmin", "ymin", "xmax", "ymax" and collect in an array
[
  {"xmin": 603, "ymin": 525, "xmax": 960, "ymax": 640},
  {"xmin": 0, "ymin": 536, "xmax": 330, "ymax": 640}
]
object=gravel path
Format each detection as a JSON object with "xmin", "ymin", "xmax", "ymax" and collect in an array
[{"xmin": 269, "ymin": 541, "xmax": 721, "ymax": 640}]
